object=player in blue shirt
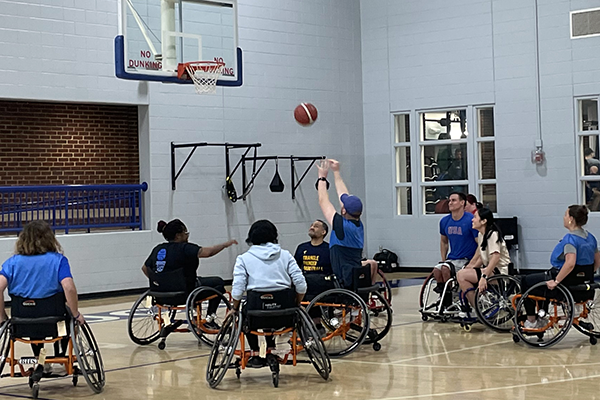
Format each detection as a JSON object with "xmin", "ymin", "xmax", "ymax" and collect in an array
[
  {"xmin": 0, "ymin": 220, "xmax": 85, "ymax": 360},
  {"xmin": 521, "ymin": 205, "xmax": 600, "ymax": 329},
  {"xmin": 316, "ymin": 159, "xmax": 377, "ymax": 287},
  {"xmin": 432, "ymin": 192, "xmax": 479, "ymax": 293}
]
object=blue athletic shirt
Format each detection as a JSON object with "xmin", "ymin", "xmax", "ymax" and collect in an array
[
  {"xmin": 0, "ymin": 252, "xmax": 73, "ymax": 299},
  {"xmin": 439, "ymin": 212, "xmax": 478, "ymax": 260},
  {"xmin": 329, "ymin": 213, "xmax": 364, "ymax": 287},
  {"xmin": 550, "ymin": 230, "xmax": 598, "ymax": 269}
]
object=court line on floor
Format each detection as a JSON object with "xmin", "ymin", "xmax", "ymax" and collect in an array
[
  {"xmin": 0, "ymin": 393, "xmax": 54, "ymax": 400},
  {"xmin": 0, "ymin": 353, "xmax": 212, "ymax": 392},
  {"xmin": 366, "ymin": 371, "xmax": 600, "ymax": 400},
  {"xmin": 390, "ymin": 339, "xmax": 513, "ymax": 364}
]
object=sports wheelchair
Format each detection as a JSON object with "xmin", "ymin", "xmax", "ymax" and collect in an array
[
  {"xmin": 420, "ymin": 261, "xmax": 521, "ymax": 332},
  {"xmin": 0, "ymin": 293, "xmax": 105, "ymax": 399},
  {"xmin": 206, "ymin": 289, "xmax": 331, "ymax": 388},
  {"xmin": 419, "ymin": 260, "xmax": 465, "ymax": 322},
  {"xmin": 127, "ymin": 268, "xmax": 231, "ymax": 349},
  {"xmin": 304, "ymin": 266, "xmax": 393, "ymax": 355},
  {"xmin": 512, "ymin": 264, "xmax": 600, "ymax": 348}
]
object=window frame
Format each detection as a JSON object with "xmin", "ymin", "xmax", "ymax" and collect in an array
[
  {"xmin": 392, "ymin": 112, "xmax": 413, "ymax": 216},
  {"xmin": 575, "ymin": 96, "xmax": 600, "ymax": 209},
  {"xmin": 475, "ymin": 106, "xmax": 497, "ymax": 212},
  {"xmin": 392, "ymin": 105, "xmax": 498, "ymax": 217}
]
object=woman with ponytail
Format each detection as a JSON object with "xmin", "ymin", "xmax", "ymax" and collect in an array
[
  {"xmin": 457, "ymin": 206, "xmax": 511, "ymax": 309},
  {"xmin": 142, "ymin": 219, "xmax": 237, "ymax": 327},
  {"xmin": 520, "ymin": 205, "xmax": 600, "ymax": 329}
]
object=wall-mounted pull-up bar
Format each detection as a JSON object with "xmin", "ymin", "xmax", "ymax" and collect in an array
[
  {"xmin": 170, "ymin": 142, "xmax": 261, "ymax": 190},
  {"xmin": 240, "ymin": 155, "xmax": 326, "ymax": 201}
]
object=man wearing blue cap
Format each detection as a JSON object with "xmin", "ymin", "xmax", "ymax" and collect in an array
[{"xmin": 316, "ymin": 159, "xmax": 377, "ymax": 287}]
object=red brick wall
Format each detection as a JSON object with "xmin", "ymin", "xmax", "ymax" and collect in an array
[{"xmin": 0, "ymin": 101, "xmax": 139, "ymax": 186}]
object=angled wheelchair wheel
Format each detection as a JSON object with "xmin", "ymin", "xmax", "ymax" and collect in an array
[
  {"xmin": 206, "ymin": 312, "xmax": 241, "ymax": 389},
  {"xmin": 364, "ymin": 291, "xmax": 393, "ymax": 344},
  {"xmin": 0, "ymin": 320, "xmax": 10, "ymax": 377},
  {"xmin": 475, "ymin": 275, "xmax": 521, "ymax": 332},
  {"xmin": 186, "ymin": 287, "xmax": 232, "ymax": 347},
  {"xmin": 128, "ymin": 290, "xmax": 162, "ymax": 345},
  {"xmin": 306, "ymin": 289, "xmax": 370, "ymax": 357},
  {"xmin": 419, "ymin": 273, "xmax": 442, "ymax": 320},
  {"xmin": 572, "ymin": 289, "xmax": 600, "ymax": 342},
  {"xmin": 297, "ymin": 308, "xmax": 330, "ymax": 380},
  {"xmin": 377, "ymin": 270, "xmax": 393, "ymax": 304},
  {"xmin": 71, "ymin": 321, "xmax": 105, "ymax": 393},
  {"xmin": 514, "ymin": 282, "xmax": 574, "ymax": 348}
]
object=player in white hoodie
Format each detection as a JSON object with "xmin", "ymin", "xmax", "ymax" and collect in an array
[{"xmin": 231, "ymin": 220, "xmax": 307, "ymax": 367}]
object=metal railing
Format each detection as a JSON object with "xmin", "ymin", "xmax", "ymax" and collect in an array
[{"xmin": 0, "ymin": 183, "xmax": 148, "ymax": 234}]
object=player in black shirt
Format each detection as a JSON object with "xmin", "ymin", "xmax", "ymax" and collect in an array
[
  {"xmin": 143, "ymin": 219, "xmax": 237, "ymax": 328},
  {"xmin": 294, "ymin": 220, "xmax": 332, "ymax": 275}
]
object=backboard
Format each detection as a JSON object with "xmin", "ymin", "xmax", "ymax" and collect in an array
[{"xmin": 115, "ymin": 0, "xmax": 242, "ymax": 86}]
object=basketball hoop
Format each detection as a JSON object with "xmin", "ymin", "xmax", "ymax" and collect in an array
[{"xmin": 177, "ymin": 61, "xmax": 225, "ymax": 94}]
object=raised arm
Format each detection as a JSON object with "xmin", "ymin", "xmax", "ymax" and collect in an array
[
  {"xmin": 198, "ymin": 239, "xmax": 238, "ymax": 258},
  {"xmin": 317, "ymin": 159, "xmax": 336, "ymax": 226},
  {"xmin": 329, "ymin": 159, "xmax": 349, "ymax": 207}
]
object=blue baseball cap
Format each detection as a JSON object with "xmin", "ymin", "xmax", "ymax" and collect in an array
[{"xmin": 340, "ymin": 194, "xmax": 363, "ymax": 217}]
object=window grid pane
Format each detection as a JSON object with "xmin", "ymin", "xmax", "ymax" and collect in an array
[
  {"xmin": 395, "ymin": 114, "xmax": 410, "ymax": 143},
  {"xmin": 396, "ymin": 187, "xmax": 412, "ymax": 215},
  {"xmin": 479, "ymin": 142, "xmax": 496, "ymax": 180},
  {"xmin": 478, "ymin": 108, "xmax": 494, "ymax": 137},
  {"xmin": 423, "ymin": 184, "xmax": 468, "ymax": 215},
  {"xmin": 395, "ymin": 147, "xmax": 411, "ymax": 183},
  {"xmin": 422, "ymin": 143, "xmax": 468, "ymax": 181},
  {"xmin": 480, "ymin": 184, "xmax": 497, "ymax": 213},
  {"xmin": 420, "ymin": 110, "xmax": 468, "ymax": 141},
  {"xmin": 579, "ymin": 99, "xmax": 599, "ymax": 131}
]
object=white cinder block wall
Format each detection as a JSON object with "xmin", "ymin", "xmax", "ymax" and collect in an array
[
  {"xmin": 0, "ymin": 0, "xmax": 365, "ymax": 294},
  {"xmin": 361, "ymin": 0, "xmax": 600, "ymax": 271}
]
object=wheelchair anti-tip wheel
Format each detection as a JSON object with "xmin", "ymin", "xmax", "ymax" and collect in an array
[
  {"xmin": 305, "ymin": 288, "xmax": 370, "ymax": 357},
  {"xmin": 297, "ymin": 307, "xmax": 331, "ymax": 380},
  {"xmin": 206, "ymin": 311, "xmax": 241, "ymax": 389},
  {"xmin": 513, "ymin": 282, "xmax": 574, "ymax": 348},
  {"xmin": 186, "ymin": 286, "xmax": 232, "ymax": 347},
  {"xmin": 127, "ymin": 290, "xmax": 162, "ymax": 345},
  {"xmin": 475, "ymin": 275, "xmax": 521, "ymax": 332},
  {"xmin": 71, "ymin": 320, "xmax": 106, "ymax": 393}
]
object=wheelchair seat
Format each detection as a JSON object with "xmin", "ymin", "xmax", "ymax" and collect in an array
[
  {"xmin": 564, "ymin": 264, "xmax": 595, "ymax": 303},
  {"xmin": 245, "ymin": 288, "xmax": 298, "ymax": 331},
  {"xmin": 351, "ymin": 266, "xmax": 379, "ymax": 296},
  {"xmin": 147, "ymin": 267, "xmax": 189, "ymax": 306},
  {"xmin": 10, "ymin": 293, "xmax": 68, "ymax": 340},
  {"xmin": 303, "ymin": 274, "xmax": 335, "ymax": 301}
]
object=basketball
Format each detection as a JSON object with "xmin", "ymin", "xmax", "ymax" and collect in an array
[{"xmin": 294, "ymin": 103, "xmax": 318, "ymax": 126}]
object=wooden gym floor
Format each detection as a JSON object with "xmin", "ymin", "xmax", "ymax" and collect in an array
[{"xmin": 1, "ymin": 275, "xmax": 600, "ymax": 400}]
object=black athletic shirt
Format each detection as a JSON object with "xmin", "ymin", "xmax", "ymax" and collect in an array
[
  {"xmin": 293, "ymin": 241, "xmax": 332, "ymax": 275},
  {"xmin": 144, "ymin": 242, "xmax": 202, "ymax": 293}
]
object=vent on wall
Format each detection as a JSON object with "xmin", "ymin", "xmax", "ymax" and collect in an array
[{"xmin": 571, "ymin": 8, "xmax": 600, "ymax": 38}]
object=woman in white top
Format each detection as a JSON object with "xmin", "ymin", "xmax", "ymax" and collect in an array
[{"xmin": 457, "ymin": 207, "xmax": 511, "ymax": 309}]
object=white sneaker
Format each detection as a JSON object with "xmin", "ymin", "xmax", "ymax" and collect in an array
[
  {"xmin": 42, "ymin": 363, "xmax": 53, "ymax": 375},
  {"xmin": 574, "ymin": 304, "xmax": 584, "ymax": 316},
  {"xmin": 524, "ymin": 318, "xmax": 548, "ymax": 330}
]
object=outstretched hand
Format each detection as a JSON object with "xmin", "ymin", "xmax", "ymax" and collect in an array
[
  {"xmin": 329, "ymin": 159, "xmax": 340, "ymax": 172},
  {"xmin": 316, "ymin": 159, "xmax": 330, "ymax": 178},
  {"xmin": 226, "ymin": 239, "xmax": 238, "ymax": 247}
]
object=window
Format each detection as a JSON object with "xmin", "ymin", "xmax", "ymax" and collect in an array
[
  {"xmin": 476, "ymin": 107, "xmax": 497, "ymax": 212},
  {"xmin": 394, "ymin": 114, "xmax": 412, "ymax": 215},
  {"xmin": 577, "ymin": 97, "xmax": 600, "ymax": 211},
  {"xmin": 419, "ymin": 109, "xmax": 469, "ymax": 214},
  {"xmin": 393, "ymin": 107, "xmax": 497, "ymax": 215}
]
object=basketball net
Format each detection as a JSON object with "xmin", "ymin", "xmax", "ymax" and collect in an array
[{"xmin": 182, "ymin": 61, "xmax": 225, "ymax": 94}]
